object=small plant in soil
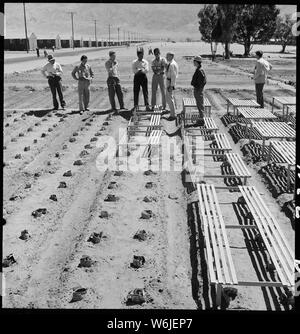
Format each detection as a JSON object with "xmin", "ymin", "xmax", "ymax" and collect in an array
[
  {"xmin": 90, "ymin": 137, "xmax": 98, "ymax": 142},
  {"xmin": 19, "ymin": 230, "xmax": 31, "ymax": 241},
  {"xmin": 24, "ymin": 146, "xmax": 30, "ymax": 151},
  {"xmin": 78, "ymin": 255, "xmax": 95, "ymax": 268},
  {"xmin": 41, "ymin": 133, "xmax": 46, "ymax": 138},
  {"xmin": 99, "ymin": 211, "xmax": 109, "ymax": 218},
  {"xmin": 104, "ymin": 194, "xmax": 119, "ymax": 202},
  {"xmin": 58, "ymin": 181, "xmax": 67, "ymax": 188},
  {"xmin": 73, "ymin": 160, "xmax": 83, "ymax": 166},
  {"xmin": 84, "ymin": 144, "xmax": 92, "ymax": 149},
  {"xmin": 63, "ymin": 170, "xmax": 72, "ymax": 177},
  {"xmin": 15, "ymin": 154, "xmax": 22, "ymax": 159},
  {"xmin": 145, "ymin": 182, "xmax": 153, "ymax": 189},
  {"xmin": 140, "ymin": 210, "xmax": 153, "ymax": 219},
  {"xmin": 79, "ymin": 150, "xmax": 89, "ymax": 157},
  {"xmin": 69, "ymin": 137, "xmax": 76, "ymax": 143},
  {"xmin": 19, "ymin": 133, "xmax": 24, "ymax": 137},
  {"xmin": 49, "ymin": 194, "xmax": 57, "ymax": 201},
  {"xmin": 130, "ymin": 255, "xmax": 145, "ymax": 268},
  {"xmin": 126, "ymin": 288, "xmax": 146, "ymax": 305},
  {"xmin": 3, "ymin": 254, "xmax": 17, "ymax": 267},
  {"xmin": 133, "ymin": 230, "xmax": 148, "ymax": 241},
  {"xmin": 87, "ymin": 232, "xmax": 103, "ymax": 244},
  {"xmin": 31, "ymin": 208, "xmax": 47, "ymax": 218},
  {"xmin": 70, "ymin": 287, "xmax": 87, "ymax": 303}
]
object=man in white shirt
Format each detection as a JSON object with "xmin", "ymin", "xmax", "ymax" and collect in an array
[
  {"xmin": 105, "ymin": 51, "xmax": 125, "ymax": 112},
  {"xmin": 165, "ymin": 52, "xmax": 178, "ymax": 119},
  {"xmin": 132, "ymin": 47, "xmax": 151, "ymax": 111},
  {"xmin": 41, "ymin": 54, "xmax": 66, "ymax": 110},
  {"xmin": 253, "ymin": 50, "xmax": 272, "ymax": 108},
  {"xmin": 71, "ymin": 55, "xmax": 94, "ymax": 114}
]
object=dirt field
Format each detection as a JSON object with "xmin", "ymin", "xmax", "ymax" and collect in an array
[{"xmin": 3, "ymin": 42, "xmax": 296, "ymax": 310}]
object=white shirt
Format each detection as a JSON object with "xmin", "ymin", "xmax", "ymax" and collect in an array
[
  {"xmin": 41, "ymin": 61, "xmax": 63, "ymax": 78},
  {"xmin": 166, "ymin": 60, "xmax": 178, "ymax": 87},
  {"xmin": 132, "ymin": 58, "xmax": 149, "ymax": 74},
  {"xmin": 254, "ymin": 58, "xmax": 272, "ymax": 84}
]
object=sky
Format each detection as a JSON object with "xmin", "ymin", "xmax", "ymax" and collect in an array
[{"xmin": 4, "ymin": 3, "xmax": 297, "ymax": 41}]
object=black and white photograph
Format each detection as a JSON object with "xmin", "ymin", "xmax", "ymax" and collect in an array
[{"xmin": 1, "ymin": 1, "xmax": 298, "ymax": 319}]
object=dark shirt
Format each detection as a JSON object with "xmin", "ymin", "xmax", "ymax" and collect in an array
[{"xmin": 191, "ymin": 67, "xmax": 206, "ymax": 89}]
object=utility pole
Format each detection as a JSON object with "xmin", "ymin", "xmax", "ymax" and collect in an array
[
  {"xmin": 117, "ymin": 27, "xmax": 120, "ymax": 46},
  {"xmin": 128, "ymin": 31, "xmax": 130, "ymax": 44},
  {"xmin": 123, "ymin": 30, "xmax": 125, "ymax": 44},
  {"xmin": 108, "ymin": 24, "xmax": 111, "ymax": 46},
  {"xmin": 23, "ymin": 3, "xmax": 29, "ymax": 53},
  {"xmin": 93, "ymin": 20, "xmax": 97, "ymax": 47},
  {"xmin": 67, "ymin": 11, "xmax": 76, "ymax": 49}
]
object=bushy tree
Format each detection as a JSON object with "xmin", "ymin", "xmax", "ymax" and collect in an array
[
  {"xmin": 233, "ymin": 5, "xmax": 279, "ymax": 56},
  {"xmin": 215, "ymin": 4, "xmax": 239, "ymax": 59},
  {"xmin": 274, "ymin": 14, "xmax": 295, "ymax": 53},
  {"xmin": 198, "ymin": 4, "xmax": 218, "ymax": 58}
]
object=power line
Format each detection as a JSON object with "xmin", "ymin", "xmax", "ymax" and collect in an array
[
  {"xmin": 108, "ymin": 24, "xmax": 111, "ymax": 46},
  {"xmin": 67, "ymin": 11, "xmax": 76, "ymax": 49},
  {"xmin": 23, "ymin": 3, "xmax": 29, "ymax": 53},
  {"xmin": 93, "ymin": 20, "xmax": 97, "ymax": 46}
]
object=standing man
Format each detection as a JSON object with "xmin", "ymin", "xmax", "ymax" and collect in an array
[
  {"xmin": 151, "ymin": 48, "xmax": 167, "ymax": 110},
  {"xmin": 41, "ymin": 54, "xmax": 66, "ymax": 111},
  {"xmin": 191, "ymin": 55, "xmax": 207, "ymax": 126},
  {"xmin": 43, "ymin": 47, "xmax": 48, "ymax": 58},
  {"xmin": 165, "ymin": 52, "xmax": 178, "ymax": 119},
  {"xmin": 105, "ymin": 51, "xmax": 125, "ymax": 112},
  {"xmin": 71, "ymin": 55, "xmax": 94, "ymax": 115},
  {"xmin": 132, "ymin": 47, "xmax": 151, "ymax": 111},
  {"xmin": 36, "ymin": 47, "xmax": 40, "ymax": 58},
  {"xmin": 253, "ymin": 50, "xmax": 272, "ymax": 108},
  {"xmin": 52, "ymin": 45, "xmax": 55, "ymax": 52}
]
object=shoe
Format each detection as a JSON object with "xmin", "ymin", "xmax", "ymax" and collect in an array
[
  {"xmin": 166, "ymin": 116, "xmax": 176, "ymax": 121},
  {"xmin": 52, "ymin": 107, "xmax": 59, "ymax": 111},
  {"xmin": 85, "ymin": 108, "xmax": 90, "ymax": 111},
  {"xmin": 79, "ymin": 110, "xmax": 84, "ymax": 115}
]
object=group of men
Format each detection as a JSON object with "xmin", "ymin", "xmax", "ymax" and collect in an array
[
  {"xmin": 40, "ymin": 46, "xmax": 272, "ymax": 120},
  {"xmin": 41, "ymin": 47, "xmax": 179, "ymax": 119}
]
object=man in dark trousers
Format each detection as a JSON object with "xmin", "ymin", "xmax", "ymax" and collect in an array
[
  {"xmin": 105, "ymin": 51, "xmax": 125, "ymax": 112},
  {"xmin": 36, "ymin": 47, "xmax": 40, "ymax": 57},
  {"xmin": 132, "ymin": 47, "xmax": 151, "ymax": 111},
  {"xmin": 191, "ymin": 55, "xmax": 207, "ymax": 126},
  {"xmin": 41, "ymin": 54, "xmax": 66, "ymax": 111},
  {"xmin": 253, "ymin": 50, "xmax": 272, "ymax": 108}
]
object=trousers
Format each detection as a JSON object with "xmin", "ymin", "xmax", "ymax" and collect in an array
[
  {"xmin": 166, "ymin": 83, "xmax": 176, "ymax": 117},
  {"xmin": 133, "ymin": 72, "xmax": 149, "ymax": 107},
  {"xmin": 151, "ymin": 74, "xmax": 166, "ymax": 108},
  {"xmin": 255, "ymin": 83, "xmax": 265, "ymax": 108},
  {"xmin": 194, "ymin": 87, "xmax": 204, "ymax": 118},
  {"xmin": 78, "ymin": 79, "xmax": 90, "ymax": 110},
  {"xmin": 48, "ymin": 76, "xmax": 65, "ymax": 109},
  {"xmin": 107, "ymin": 76, "xmax": 124, "ymax": 109}
]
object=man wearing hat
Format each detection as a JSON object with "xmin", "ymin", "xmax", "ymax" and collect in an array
[
  {"xmin": 253, "ymin": 50, "xmax": 272, "ymax": 108},
  {"xmin": 105, "ymin": 51, "xmax": 125, "ymax": 112},
  {"xmin": 132, "ymin": 47, "xmax": 151, "ymax": 111},
  {"xmin": 41, "ymin": 54, "xmax": 66, "ymax": 110},
  {"xmin": 165, "ymin": 52, "xmax": 178, "ymax": 119},
  {"xmin": 191, "ymin": 55, "xmax": 207, "ymax": 125},
  {"xmin": 72, "ymin": 55, "xmax": 94, "ymax": 114}
]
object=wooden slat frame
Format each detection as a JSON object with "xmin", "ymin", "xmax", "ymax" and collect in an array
[{"xmin": 238, "ymin": 186, "xmax": 294, "ymax": 287}]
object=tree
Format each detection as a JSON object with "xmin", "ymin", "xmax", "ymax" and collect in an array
[
  {"xmin": 233, "ymin": 5, "xmax": 279, "ymax": 56},
  {"xmin": 215, "ymin": 4, "xmax": 239, "ymax": 59},
  {"xmin": 274, "ymin": 14, "xmax": 295, "ymax": 53},
  {"xmin": 198, "ymin": 4, "xmax": 218, "ymax": 59}
]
